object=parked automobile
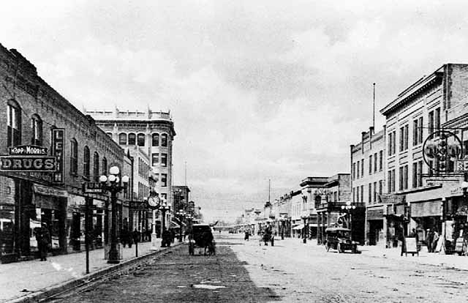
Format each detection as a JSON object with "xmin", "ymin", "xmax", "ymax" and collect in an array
[{"xmin": 324, "ymin": 227, "xmax": 359, "ymax": 254}]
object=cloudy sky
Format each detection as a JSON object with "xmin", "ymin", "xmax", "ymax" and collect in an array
[{"xmin": 3, "ymin": 0, "xmax": 468, "ymax": 222}]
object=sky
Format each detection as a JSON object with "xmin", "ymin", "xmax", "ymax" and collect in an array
[{"xmin": 3, "ymin": 0, "xmax": 468, "ymax": 222}]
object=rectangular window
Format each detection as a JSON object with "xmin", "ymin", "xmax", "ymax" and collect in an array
[
  {"xmin": 369, "ymin": 155, "xmax": 372, "ymax": 174},
  {"xmin": 373, "ymin": 181, "xmax": 377, "ymax": 203},
  {"xmin": 379, "ymin": 150, "xmax": 383, "ymax": 171},
  {"xmin": 435, "ymin": 108, "xmax": 440, "ymax": 133},
  {"xmin": 400, "ymin": 127, "xmax": 404, "ymax": 152},
  {"xmin": 70, "ymin": 140, "xmax": 78, "ymax": 175},
  {"xmin": 404, "ymin": 125, "xmax": 409, "ymax": 150},
  {"xmin": 368, "ymin": 183, "xmax": 372, "ymax": 203},
  {"xmin": 413, "ymin": 119, "xmax": 418, "ymax": 146},
  {"xmin": 361, "ymin": 160, "xmax": 364, "ymax": 178},
  {"xmin": 412, "ymin": 162, "xmax": 418, "ymax": 188},
  {"xmin": 428, "ymin": 110, "xmax": 434, "ymax": 135},
  {"xmin": 379, "ymin": 180, "xmax": 383, "ymax": 197},
  {"xmin": 7, "ymin": 103, "xmax": 21, "ymax": 147},
  {"xmin": 357, "ymin": 160, "xmax": 360, "ymax": 179},
  {"xmin": 353, "ymin": 188, "xmax": 355, "ymax": 203},
  {"xmin": 361, "ymin": 185, "xmax": 364, "ymax": 203},
  {"xmin": 151, "ymin": 153, "xmax": 159, "ymax": 166},
  {"xmin": 352, "ymin": 163, "xmax": 356, "ymax": 180},
  {"xmin": 418, "ymin": 117, "xmax": 423, "ymax": 144},
  {"xmin": 161, "ymin": 153, "xmax": 167, "ymax": 167},
  {"xmin": 356, "ymin": 187, "xmax": 359, "ymax": 203},
  {"xmin": 388, "ymin": 132, "xmax": 393, "ymax": 156},
  {"xmin": 374, "ymin": 152, "xmax": 378, "ymax": 173},
  {"xmin": 418, "ymin": 160, "xmax": 423, "ymax": 187},
  {"xmin": 161, "ymin": 173, "xmax": 167, "ymax": 187}
]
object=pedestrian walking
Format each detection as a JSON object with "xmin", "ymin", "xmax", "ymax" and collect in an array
[
  {"xmin": 244, "ymin": 230, "xmax": 250, "ymax": 241},
  {"xmin": 37, "ymin": 223, "xmax": 50, "ymax": 261},
  {"xmin": 426, "ymin": 229, "xmax": 434, "ymax": 252}
]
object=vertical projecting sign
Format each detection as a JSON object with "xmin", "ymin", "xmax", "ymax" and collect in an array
[{"xmin": 52, "ymin": 128, "xmax": 65, "ymax": 183}]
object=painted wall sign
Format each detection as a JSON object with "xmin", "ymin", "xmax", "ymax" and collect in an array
[{"xmin": 0, "ymin": 156, "xmax": 56, "ymax": 172}]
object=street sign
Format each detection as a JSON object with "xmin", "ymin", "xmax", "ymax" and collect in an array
[{"xmin": 83, "ymin": 182, "xmax": 103, "ymax": 193}]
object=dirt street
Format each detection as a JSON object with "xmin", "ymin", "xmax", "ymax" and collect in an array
[{"xmin": 48, "ymin": 234, "xmax": 467, "ymax": 303}]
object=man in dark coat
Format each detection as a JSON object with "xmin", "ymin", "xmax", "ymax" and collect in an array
[{"xmin": 37, "ymin": 223, "xmax": 50, "ymax": 261}]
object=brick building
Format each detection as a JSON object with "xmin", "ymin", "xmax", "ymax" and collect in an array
[
  {"xmin": 0, "ymin": 44, "xmax": 131, "ymax": 262},
  {"xmin": 380, "ymin": 64, "xmax": 468, "ymax": 251},
  {"xmin": 350, "ymin": 127, "xmax": 386, "ymax": 246}
]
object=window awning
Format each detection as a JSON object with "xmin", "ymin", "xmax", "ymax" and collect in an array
[{"xmin": 292, "ymin": 224, "xmax": 304, "ymax": 230}]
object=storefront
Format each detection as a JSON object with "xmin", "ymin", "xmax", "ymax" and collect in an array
[
  {"xmin": 366, "ymin": 206, "xmax": 385, "ymax": 246},
  {"xmin": 32, "ymin": 184, "xmax": 68, "ymax": 255}
]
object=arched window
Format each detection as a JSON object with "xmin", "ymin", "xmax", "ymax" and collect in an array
[
  {"xmin": 93, "ymin": 152, "xmax": 99, "ymax": 182},
  {"xmin": 102, "ymin": 157, "xmax": 108, "ymax": 175},
  {"xmin": 137, "ymin": 133, "xmax": 145, "ymax": 146},
  {"xmin": 7, "ymin": 100, "xmax": 22, "ymax": 147},
  {"xmin": 83, "ymin": 146, "xmax": 90, "ymax": 179},
  {"xmin": 152, "ymin": 133, "xmax": 159, "ymax": 146},
  {"xmin": 31, "ymin": 114, "xmax": 43, "ymax": 146},
  {"xmin": 128, "ymin": 133, "xmax": 136, "ymax": 145},
  {"xmin": 70, "ymin": 139, "xmax": 78, "ymax": 175},
  {"xmin": 161, "ymin": 134, "xmax": 168, "ymax": 147},
  {"xmin": 119, "ymin": 133, "xmax": 127, "ymax": 145}
]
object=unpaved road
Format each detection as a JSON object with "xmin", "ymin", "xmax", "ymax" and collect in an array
[{"xmin": 48, "ymin": 234, "xmax": 468, "ymax": 302}]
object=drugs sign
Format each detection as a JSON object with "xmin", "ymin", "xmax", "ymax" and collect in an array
[{"xmin": 0, "ymin": 156, "xmax": 56, "ymax": 172}]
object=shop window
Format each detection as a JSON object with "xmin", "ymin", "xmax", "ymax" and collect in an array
[{"xmin": 7, "ymin": 100, "xmax": 21, "ymax": 147}]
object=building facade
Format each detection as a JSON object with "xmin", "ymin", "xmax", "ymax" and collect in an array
[
  {"xmin": 380, "ymin": 64, "xmax": 468, "ymax": 252},
  {"xmin": 0, "ymin": 44, "xmax": 131, "ymax": 262},
  {"xmin": 86, "ymin": 108, "xmax": 176, "ymax": 232},
  {"xmin": 350, "ymin": 127, "xmax": 386, "ymax": 246}
]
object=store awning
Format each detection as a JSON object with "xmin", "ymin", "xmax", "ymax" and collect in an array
[{"xmin": 292, "ymin": 224, "xmax": 304, "ymax": 230}]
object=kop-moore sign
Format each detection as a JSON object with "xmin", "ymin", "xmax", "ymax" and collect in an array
[{"xmin": 0, "ymin": 145, "xmax": 57, "ymax": 172}]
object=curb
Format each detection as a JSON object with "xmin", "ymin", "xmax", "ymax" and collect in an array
[{"xmin": 7, "ymin": 244, "xmax": 181, "ymax": 303}]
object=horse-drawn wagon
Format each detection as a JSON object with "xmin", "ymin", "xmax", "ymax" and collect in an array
[{"xmin": 188, "ymin": 224, "xmax": 216, "ymax": 256}]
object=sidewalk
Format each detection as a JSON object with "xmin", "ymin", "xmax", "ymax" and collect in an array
[
  {"xmin": 281, "ymin": 236, "xmax": 468, "ymax": 271},
  {"xmin": 359, "ymin": 244, "xmax": 468, "ymax": 271},
  {"xmin": 0, "ymin": 240, "xmax": 179, "ymax": 303}
]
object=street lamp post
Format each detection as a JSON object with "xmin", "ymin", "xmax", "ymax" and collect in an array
[
  {"xmin": 341, "ymin": 201, "xmax": 356, "ymax": 238},
  {"xmin": 301, "ymin": 215, "xmax": 308, "ymax": 244},
  {"xmin": 159, "ymin": 201, "xmax": 171, "ymax": 247},
  {"xmin": 99, "ymin": 166, "xmax": 130, "ymax": 264},
  {"xmin": 176, "ymin": 210, "xmax": 186, "ymax": 242}
]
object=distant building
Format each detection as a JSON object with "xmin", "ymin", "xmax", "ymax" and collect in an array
[
  {"xmin": 86, "ymin": 108, "xmax": 176, "ymax": 231},
  {"xmin": 350, "ymin": 127, "xmax": 386, "ymax": 246}
]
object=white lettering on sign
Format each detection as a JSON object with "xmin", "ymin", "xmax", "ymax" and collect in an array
[{"xmin": 455, "ymin": 160, "xmax": 468, "ymax": 171}]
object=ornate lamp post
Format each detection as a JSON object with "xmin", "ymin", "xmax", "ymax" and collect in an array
[
  {"xmin": 301, "ymin": 214, "xmax": 308, "ymax": 244},
  {"xmin": 99, "ymin": 166, "xmax": 130, "ymax": 264},
  {"xmin": 341, "ymin": 201, "xmax": 356, "ymax": 236},
  {"xmin": 159, "ymin": 201, "xmax": 171, "ymax": 246},
  {"xmin": 176, "ymin": 210, "xmax": 186, "ymax": 242}
]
